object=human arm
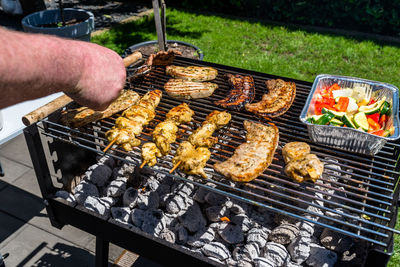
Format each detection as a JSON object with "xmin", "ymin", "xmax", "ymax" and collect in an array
[{"xmin": 0, "ymin": 27, "xmax": 126, "ymax": 110}]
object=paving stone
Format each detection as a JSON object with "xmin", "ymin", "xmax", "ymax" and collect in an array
[
  {"xmin": 11, "ymin": 168, "xmax": 42, "ymax": 197},
  {"xmin": 0, "ymin": 156, "xmax": 31, "ymax": 188},
  {"xmin": 0, "ymin": 134, "xmax": 33, "ymax": 167}
]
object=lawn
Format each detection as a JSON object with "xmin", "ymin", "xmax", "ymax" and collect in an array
[{"xmin": 92, "ymin": 8, "xmax": 400, "ymax": 266}]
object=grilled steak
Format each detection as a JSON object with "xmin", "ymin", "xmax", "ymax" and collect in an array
[
  {"xmin": 285, "ymin": 153, "xmax": 324, "ymax": 183},
  {"xmin": 213, "ymin": 121, "xmax": 279, "ymax": 182},
  {"xmin": 214, "ymin": 74, "xmax": 255, "ymax": 111},
  {"xmin": 282, "ymin": 142, "xmax": 311, "ymax": 164},
  {"xmin": 166, "ymin": 65, "xmax": 218, "ymax": 81},
  {"xmin": 245, "ymin": 79, "xmax": 296, "ymax": 117},
  {"xmin": 164, "ymin": 79, "xmax": 218, "ymax": 99}
]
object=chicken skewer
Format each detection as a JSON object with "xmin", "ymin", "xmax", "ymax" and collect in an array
[
  {"xmin": 140, "ymin": 103, "xmax": 194, "ymax": 167},
  {"xmin": 170, "ymin": 110, "xmax": 231, "ymax": 178},
  {"xmin": 104, "ymin": 90, "xmax": 162, "ymax": 152}
]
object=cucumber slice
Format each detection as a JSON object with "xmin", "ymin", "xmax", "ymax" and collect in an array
[
  {"xmin": 322, "ymin": 108, "xmax": 346, "ymax": 119},
  {"xmin": 380, "ymin": 101, "xmax": 391, "ymax": 115},
  {"xmin": 315, "ymin": 112, "xmax": 335, "ymax": 125},
  {"xmin": 359, "ymin": 97, "xmax": 386, "ymax": 115},
  {"xmin": 342, "ymin": 114, "xmax": 356, "ymax": 128},
  {"xmin": 330, "ymin": 118, "xmax": 344, "ymax": 126},
  {"xmin": 352, "ymin": 112, "xmax": 369, "ymax": 131}
]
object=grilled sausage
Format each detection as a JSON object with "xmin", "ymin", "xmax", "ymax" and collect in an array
[{"xmin": 215, "ymin": 74, "xmax": 255, "ymax": 111}]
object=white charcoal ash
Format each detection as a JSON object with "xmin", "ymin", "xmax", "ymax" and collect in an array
[
  {"xmin": 122, "ymin": 187, "xmax": 138, "ymax": 209},
  {"xmin": 268, "ymin": 223, "xmax": 299, "ymax": 245},
  {"xmin": 145, "ymin": 176, "xmax": 160, "ymax": 192},
  {"xmin": 306, "ymin": 243, "xmax": 337, "ymax": 267},
  {"xmin": 159, "ymin": 228, "xmax": 176, "ymax": 244},
  {"xmin": 325, "ymin": 187, "xmax": 348, "ymax": 206},
  {"xmin": 235, "ymin": 258, "xmax": 253, "ymax": 267},
  {"xmin": 136, "ymin": 191, "xmax": 160, "ymax": 210},
  {"xmin": 287, "ymin": 236, "xmax": 311, "ymax": 264},
  {"xmin": 85, "ymin": 163, "xmax": 112, "ymax": 187},
  {"xmin": 178, "ymin": 201, "xmax": 207, "ymax": 233},
  {"xmin": 253, "ymin": 257, "xmax": 275, "ymax": 267},
  {"xmin": 233, "ymin": 243, "xmax": 260, "ymax": 261},
  {"xmin": 296, "ymin": 220, "xmax": 315, "ymax": 238},
  {"xmin": 201, "ymin": 241, "xmax": 230, "ymax": 261},
  {"xmin": 320, "ymin": 228, "xmax": 354, "ymax": 254},
  {"xmin": 111, "ymin": 207, "xmax": 132, "ymax": 226},
  {"xmin": 324, "ymin": 207, "xmax": 347, "ymax": 221},
  {"xmin": 273, "ymin": 214, "xmax": 298, "ymax": 226},
  {"xmin": 55, "ymin": 190, "xmax": 76, "ymax": 205},
  {"xmin": 73, "ymin": 180, "xmax": 99, "ymax": 205},
  {"xmin": 173, "ymin": 181, "xmax": 196, "ymax": 197},
  {"xmin": 228, "ymin": 200, "xmax": 251, "ymax": 215},
  {"xmin": 106, "ymin": 177, "xmax": 127, "ymax": 198},
  {"xmin": 225, "ymin": 257, "xmax": 239, "ymax": 267},
  {"xmin": 112, "ymin": 160, "xmax": 135, "ymax": 179},
  {"xmin": 286, "ymin": 261, "xmax": 302, "ymax": 267},
  {"xmin": 262, "ymin": 242, "xmax": 289, "ymax": 267},
  {"xmin": 218, "ymin": 221, "xmax": 244, "ymax": 244},
  {"xmin": 83, "ymin": 196, "xmax": 115, "ymax": 218},
  {"xmin": 322, "ymin": 157, "xmax": 341, "ymax": 183},
  {"xmin": 246, "ymin": 227, "xmax": 270, "ymax": 248},
  {"xmin": 156, "ymin": 184, "xmax": 171, "ymax": 197},
  {"xmin": 187, "ymin": 226, "xmax": 216, "ymax": 248},
  {"xmin": 165, "ymin": 193, "xmax": 194, "ymax": 214},
  {"xmin": 96, "ymin": 155, "xmax": 116, "ymax": 169}
]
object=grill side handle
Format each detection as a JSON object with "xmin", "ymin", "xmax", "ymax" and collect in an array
[{"xmin": 21, "ymin": 51, "xmax": 143, "ymax": 126}]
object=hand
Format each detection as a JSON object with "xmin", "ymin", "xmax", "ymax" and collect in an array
[{"xmin": 66, "ymin": 42, "xmax": 126, "ymax": 110}]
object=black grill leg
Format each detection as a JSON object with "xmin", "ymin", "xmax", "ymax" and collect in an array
[
  {"xmin": 95, "ymin": 237, "xmax": 109, "ymax": 267},
  {"xmin": 0, "ymin": 160, "xmax": 4, "ymax": 177}
]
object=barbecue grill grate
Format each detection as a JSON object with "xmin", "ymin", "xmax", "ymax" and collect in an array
[{"xmin": 37, "ymin": 56, "xmax": 400, "ymax": 250}]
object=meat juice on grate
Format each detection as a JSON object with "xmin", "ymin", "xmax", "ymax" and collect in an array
[{"xmin": 54, "ymin": 154, "xmax": 369, "ymax": 266}]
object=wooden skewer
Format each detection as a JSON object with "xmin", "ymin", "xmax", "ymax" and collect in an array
[
  {"xmin": 169, "ymin": 161, "xmax": 182, "ymax": 173},
  {"xmin": 139, "ymin": 161, "xmax": 147, "ymax": 169},
  {"xmin": 103, "ymin": 136, "xmax": 118, "ymax": 153}
]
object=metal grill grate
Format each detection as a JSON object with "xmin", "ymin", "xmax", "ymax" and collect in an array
[{"xmin": 39, "ymin": 56, "xmax": 400, "ymax": 249}]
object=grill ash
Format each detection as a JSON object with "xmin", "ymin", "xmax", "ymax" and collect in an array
[{"xmin": 56, "ymin": 155, "xmax": 367, "ymax": 266}]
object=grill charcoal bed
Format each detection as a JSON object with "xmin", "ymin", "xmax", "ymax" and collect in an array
[{"xmin": 24, "ymin": 56, "xmax": 400, "ymax": 266}]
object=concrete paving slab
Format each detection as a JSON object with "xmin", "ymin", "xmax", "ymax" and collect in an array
[
  {"xmin": 0, "ymin": 224, "xmax": 96, "ymax": 267},
  {"xmin": 12, "ymin": 168, "xmax": 42, "ymax": 197},
  {"xmin": 0, "ymin": 211, "xmax": 26, "ymax": 244},
  {"xmin": 0, "ymin": 134, "xmax": 33, "ymax": 167},
  {"xmin": 0, "ymin": 156, "xmax": 31, "ymax": 190},
  {"xmin": 85, "ymin": 239, "xmax": 125, "ymax": 263}
]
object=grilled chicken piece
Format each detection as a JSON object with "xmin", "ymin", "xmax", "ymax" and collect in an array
[
  {"xmin": 213, "ymin": 121, "xmax": 279, "ymax": 182},
  {"xmin": 164, "ymin": 79, "xmax": 218, "ymax": 99},
  {"xmin": 60, "ymin": 90, "xmax": 140, "ymax": 128},
  {"xmin": 142, "ymin": 142, "xmax": 162, "ymax": 167},
  {"xmin": 215, "ymin": 74, "xmax": 255, "ymax": 111},
  {"xmin": 172, "ymin": 141, "xmax": 211, "ymax": 178},
  {"xmin": 115, "ymin": 117, "xmax": 143, "ymax": 136},
  {"xmin": 122, "ymin": 105, "xmax": 155, "ymax": 125},
  {"xmin": 138, "ymin": 90, "xmax": 162, "ymax": 109},
  {"xmin": 285, "ymin": 154, "xmax": 324, "ymax": 183},
  {"xmin": 105, "ymin": 128, "xmax": 141, "ymax": 151},
  {"xmin": 245, "ymin": 79, "xmax": 296, "ymax": 117},
  {"xmin": 166, "ymin": 65, "xmax": 218, "ymax": 81},
  {"xmin": 282, "ymin": 142, "xmax": 311, "ymax": 164},
  {"xmin": 165, "ymin": 102, "xmax": 194, "ymax": 124},
  {"xmin": 153, "ymin": 120, "xmax": 179, "ymax": 155},
  {"xmin": 188, "ymin": 111, "xmax": 231, "ymax": 148}
]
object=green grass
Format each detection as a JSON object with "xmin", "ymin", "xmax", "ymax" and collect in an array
[{"xmin": 92, "ymin": 8, "xmax": 400, "ymax": 266}]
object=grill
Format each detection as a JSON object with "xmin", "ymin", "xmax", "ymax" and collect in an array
[{"xmin": 24, "ymin": 56, "xmax": 400, "ymax": 266}]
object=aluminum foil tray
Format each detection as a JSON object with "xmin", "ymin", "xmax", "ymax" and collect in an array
[{"xmin": 300, "ymin": 74, "xmax": 400, "ymax": 155}]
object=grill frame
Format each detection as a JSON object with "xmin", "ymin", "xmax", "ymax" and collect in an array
[{"xmin": 24, "ymin": 56, "xmax": 400, "ymax": 266}]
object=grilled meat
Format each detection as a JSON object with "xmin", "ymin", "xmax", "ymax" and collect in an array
[
  {"xmin": 285, "ymin": 153, "xmax": 324, "ymax": 183},
  {"xmin": 153, "ymin": 120, "xmax": 179, "ymax": 155},
  {"xmin": 205, "ymin": 110, "xmax": 232, "ymax": 129},
  {"xmin": 166, "ymin": 65, "xmax": 218, "ymax": 81},
  {"xmin": 215, "ymin": 74, "xmax": 255, "ymax": 111},
  {"xmin": 245, "ymin": 79, "xmax": 296, "ymax": 117},
  {"xmin": 165, "ymin": 102, "xmax": 194, "ymax": 124},
  {"xmin": 60, "ymin": 90, "xmax": 140, "ymax": 128},
  {"xmin": 172, "ymin": 141, "xmax": 211, "ymax": 178},
  {"xmin": 164, "ymin": 79, "xmax": 218, "ymax": 99},
  {"xmin": 142, "ymin": 142, "xmax": 162, "ymax": 167},
  {"xmin": 105, "ymin": 90, "xmax": 162, "ymax": 151},
  {"xmin": 213, "ymin": 121, "xmax": 279, "ymax": 182},
  {"xmin": 282, "ymin": 142, "xmax": 311, "ymax": 164}
]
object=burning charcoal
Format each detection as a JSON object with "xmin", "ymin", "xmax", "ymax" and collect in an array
[
  {"xmin": 306, "ymin": 243, "xmax": 337, "ymax": 267},
  {"xmin": 113, "ymin": 161, "xmax": 135, "ymax": 179},
  {"xmin": 156, "ymin": 184, "xmax": 171, "ymax": 196},
  {"xmin": 55, "ymin": 190, "xmax": 76, "ymax": 205},
  {"xmin": 166, "ymin": 194, "xmax": 193, "ymax": 214},
  {"xmin": 337, "ymin": 239, "xmax": 368, "ymax": 267},
  {"xmin": 323, "ymin": 157, "xmax": 341, "ymax": 183},
  {"xmin": 273, "ymin": 214, "xmax": 298, "ymax": 225},
  {"xmin": 85, "ymin": 164, "xmax": 112, "ymax": 187},
  {"xmin": 193, "ymin": 184, "xmax": 214, "ymax": 203},
  {"xmin": 320, "ymin": 228, "xmax": 353, "ymax": 254},
  {"xmin": 145, "ymin": 176, "xmax": 160, "ymax": 192},
  {"xmin": 174, "ymin": 182, "xmax": 195, "ymax": 196},
  {"xmin": 106, "ymin": 177, "xmax": 127, "ymax": 198},
  {"xmin": 73, "ymin": 180, "xmax": 99, "ymax": 205},
  {"xmin": 231, "ymin": 214, "xmax": 253, "ymax": 233},
  {"xmin": 175, "ymin": 224, "xmax": 188, "ymax": 245},
  {"xmin": 286, "ymin": 261, "xmax": 302, "ymax": 267},
  {"xmin": 247, "ymin": 228, "xmax": 270, "ymax": 248},
  {"xmin": 218, "ymin": 221, "xmax": 244, "ymax": 244},
  {"xmin": 287, "ymin": 236, "xmax": 311, "ymax": 264},
  {"xmin": 187, "ymin": 227, "xmax": 216, "ymax": 248},
  {"xmin": 325, "ymin": 208, "xmax": 346, "ymax": 221},
  {"xmin": 243, "ymin": 243, "xmax": 261, "ymax": 260},
  {"xmin": 141, "ymin": 209, "xmax": 164, "ymax": 236},
  {"xmin": 225, "ymin": 258, "xmax": 239, "ymax": 267},
  {"xmin": 123, "ymin": 187, "xmax": 138, "ymax": 209},
  {"xmin": 111, "ymin": 207, "xmax": 132, "ymax": 226},
  {"xmin": 159, "ymin": 228, "xmax": 176, "ymax": 244},
  {"xmin": 228, "ymin": 200, "xmax": 250, "ymax": 215},
  {"xmin": 131, "ymin": 208, "xmax": 145, "ymax": 227},
  {"xmin": 178, "ymin": 202, "xmax": 207, "ymax": 233},
  {"xmin": 83, "ymin": 196, "xmax": 114, "ymax": 218},
  {"xmin": 253, "ymin": 257, "xmax": 275, "ymax": 267},
  {"xmin": 205, "ymin": 205, "xmax": 229, "ymax": 222},
  {"xmin": 204, "ymin": 192, "xmax": 228, "ymax": 206},
  {"xmin": 137, "ymin": 191, "xmax": 160, "ymax": 210},
  {"xmin": 269, "ymin": 223, "xmax": 299, "ymax": 245},
  {"xmin": 297, "ymin": 221, "xmax": 315, "ymax": 238},
  {"xmin": 262, "ymin": 242, "xmax": 289, "ymax": 267},
  {"xmin": 96, "ymin": 155, "xmax": 116, "ymax": 169},
  {"xmin": 201, "ymin": 242, "xmax": 230, "ymax": 261},
  {"xmin": 236, "ymin": 259, "xmax": 253, "ymax": 267}
]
